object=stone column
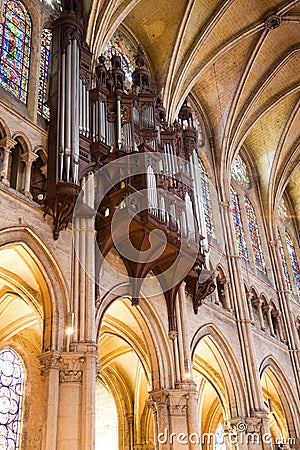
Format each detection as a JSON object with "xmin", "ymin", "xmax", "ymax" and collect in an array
[
  {"xmin": 247, "ymin": 292, "xmax": 255, "ymax": 323},
  {"xmin": 148, "ymin": 386, "xmax": 200, "ymax": 450},
  {"xmin": 21, "ymin": 150, "xmax": 38, "ymax": 198},
  {"xmin": 56, "ymin": 353, "xmax": 85, "ymax": 450},
  {"xmin": 272, "ymin": 310, "xmax": 284, "ymax": 341},
  {"xmin": 39, "ymin": 351, "xmax": 61, "ymax": 450},
  {"xmin": 148, "ymin": 390, "xmax": 170, "ymax": 450},
  {"xmin": 0, "ymin": 136, "xmax": 16, "ymax": 186},
  {"xmin": 262, "ymin": 304, "xmax": 275, "ymax": 336},
  {"xmin": 253, "ymin": 298, "xmax": 264, "ymax": 330}
]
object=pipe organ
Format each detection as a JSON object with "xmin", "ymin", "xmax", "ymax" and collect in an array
[{"xmin": 45, "ymin": 0, "xmax": 215, "ymax": 326}]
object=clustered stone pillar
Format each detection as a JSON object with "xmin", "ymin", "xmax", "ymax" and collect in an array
[{"xmin": 147, "ymin": 283, "xmax": 201, "ymax": 449}]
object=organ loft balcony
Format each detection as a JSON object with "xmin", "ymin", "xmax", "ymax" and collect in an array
[{"xmin": 45, "ymin": 24, "xmax": 215, "ymax": 324}]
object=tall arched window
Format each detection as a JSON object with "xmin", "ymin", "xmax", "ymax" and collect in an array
[
  {"xmin": 230, "ymin": 186, "xmax": 248, "ymax": 260},
  {"xmin": 38, "ymin": 29, "xmax": 52, "ymax": 119},
  {"xmin": 199, "ymin": 158, "xmax": 214, "ymax": 236},
  {"xmin": 285, "ymin": 230, "xmax": 300, "ymax": 297},
  {"xmin": 244, "ymin": 196, "xmax": 265, "ymax": 272},
  {"xmin": 277, "ymin": 230, "xmax": 292, "ymax": 291},
  {"xmin": 103, "ymin": 28, "xmax": 136, "ymax": 90},
  {"xmin": 0, "ymin": 348, "xmax": 24, "ymax": 448},
  {"xmin": 0, "ymin": 0, "xmax": 32, "ymax": 103},
  {"xmin": 231, "ymin": 154, "xmax": 249, "ymax": 188}
]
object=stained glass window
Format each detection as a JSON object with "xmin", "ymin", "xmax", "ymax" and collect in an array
[
  {"xmin": 0, "ymin": 0, "xmax": 32, "ymax": 103},
  {"xmin": 244, "ymin": 197, "xmax": 265, "ymax": 272},
  {"xmin": 199, "ymin": 158, "xmax": 215, "ymax": 236},
  {"xmin": 278, "ymin": 198, "xmax": 288, "ymax": 221},
  {"xmin": 0, "ymin": 348, "xmax": 24, "ymax": 449},
  {"xmin": 285, "ymin": 230, "xmax": 300, "ymax": 297},
  {"xmin": 38, "ymin": 29, "xmax": 52, "ymax": 120},
  {"xmin": 103, "ymin": 28, "xmax": 136, "ymax": 90},
  {"xmin": 230, "ymin": 186, "xmax": 248, "ymax": 260},
  {"xmin": 278, "ymin": 230, "xmax": 292, "ymax": 291},
  {"xmin": 214, "ymin": 423, "xmax": 226, "ymax": 450},
  {"xmin": 231, "ymin": 155, "xmax": 249, "ymax": 188}
]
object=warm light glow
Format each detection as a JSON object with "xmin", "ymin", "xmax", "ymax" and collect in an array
[{"xmin": 66, "ymin": 312, "xmax": 74, "ymax": 335}]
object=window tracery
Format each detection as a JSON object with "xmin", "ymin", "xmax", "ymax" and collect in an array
[
  {"xmin": 230, "ymin": 186, "xmax": 248, "ymax": 260},
  {"xmin": 38, "ymin": 29, "xmax": 52, "ymax": 120},
  {"xmin": 0, "ymin": 0, "xmax": 31, "ymax": 103},
  {"xmin": 198, "ymin": 158, "xmax": 214, "ymax": 236},
  {"xmin": 285, "ymin": 230, "xmax": 300, "ymax": 297},
  {"xmin": 0, "ymin": 348, "xmax": 24, "ymax": 449},
  {"xmin": 277, "ymin": 230, "xmax": 292, "ymax": 291},
  {"xmin": 231, "ymin": 155, "xmax": 249, "ymax": 188},
  {"xmin": 244, "ymin": 197, "xmax": 266, "ymax": 272}
]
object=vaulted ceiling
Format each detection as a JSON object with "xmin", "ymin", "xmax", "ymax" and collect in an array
[{"xmin": 86, "ymin": 0, "xmax": 300, "ymax": 230}]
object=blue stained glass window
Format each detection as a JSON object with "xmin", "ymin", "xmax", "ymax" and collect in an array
[
  {"xmin": 278, "ymin": 230, "xmax": 292, "ymax": 291},
  {"xmin": 103, "ymin": 28, "xmax": 135, "ymax": 89},
  {"xmin": 230, "ymin": 186, "xmax": 248, "ymax": 260},
  {"xmin": 38, "ymin": 29, "xmax": 52, "ymax": 120},
  {"xmin": 285, "ymin": 230, "xmax": 300, "ymax": 297},
  {"xmin": 0, "ymin": 348, "xmax": 24, "ymax": 449},
  {"xmin": 199, "ymin": 159, "xmax": 215, "ymax": 236},
  {"xmin": 0, "ymin": 0, "xmax": 31, "ymax": 103},
  {"xmin": 244, "ymin": 197, "xmax": 265, "ymax": 272}
]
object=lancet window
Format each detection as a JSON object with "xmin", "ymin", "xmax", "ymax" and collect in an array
[
  {"xmin": 244, "ymin": 196, "xmax": 265, "ymax": 272},
  {"xmin": 38, "ymin": 29, "xmax": 52, "ymax": 119},
  {"xmin": 285, "ymin": 230, "xmax": 300, "ymax": 297},
  {"xmin": 230, "ymin": 186, "xmax": 248, "ymax": 260},
  {"xmin": 0, "ymin": 0, "xmax": 31, "ymax": 103},
  {"xmin": 198, "ymin": 158, "xmax": 214, "ymax": 236},
  {"xmin": 0, "ymin": 348, "xmax": 24, "ymax": 449},
  {"xmin": 277, "ymin": 230, "xmax": 292, "ymax": 291}
]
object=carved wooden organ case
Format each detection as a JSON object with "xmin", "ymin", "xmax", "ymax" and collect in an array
[{"xmin": 45, "ymin": 1, "xmax": 215, "ymax": 330}]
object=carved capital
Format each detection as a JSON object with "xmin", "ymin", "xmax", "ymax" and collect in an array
[
  {"xmin": 21, "ymin": 150, "xmax": 38, "ymax": 165},
  {"xmin": 148, "ymin": 389, "xmax": 169, "ymax": 406},
  {"xmin": 0, "ymin": 137, "xmax": 17, "ymax": 151},
  {"xmin": 59, "ymin": 354, "xmax": 85, "ymax": 383},
  {"xmin": 168, "ymin": 391, "xmax": 188, "ymax": 416},
  {"xmin": 39, "ymin": 351, "xmax": 61, "ymax": 375}
]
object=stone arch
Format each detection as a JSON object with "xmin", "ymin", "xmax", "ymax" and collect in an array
[
  {"xmin": 0, "ymin": 226, "xmax": 68, "ymax": 350},
  {"xmin": 0, "ymin": 118, "xmax": 11, "ymax": 138},
  {"xmin": 11, "ymin": 132, "xmax": 31, "ymax": 152},
  {"xmin": 96, "ymin": 291, "xmax": 171, "ymax": 449},
  {"xmin": 96, "ymin": 286, "xmax": 173, "ymax": 389},
  {"xmin": 260, "ymin": 356, "xmax": 300, "ymax": 439},
  {"xmin": 191, "ymin": 323, "xmax": 247, "ymax": 420}
]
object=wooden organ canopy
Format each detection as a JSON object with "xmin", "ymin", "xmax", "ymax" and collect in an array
[{"xmin": 44, "ymin": 0, "xmax": 216, "ymax": 328}]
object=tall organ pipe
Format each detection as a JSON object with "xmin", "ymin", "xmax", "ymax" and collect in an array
[{"xmin": 59, "ymin": 51, "xmax": 66, "ymax": 180}]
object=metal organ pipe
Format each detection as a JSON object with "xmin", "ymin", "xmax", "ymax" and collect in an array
[
  {"xmin": 59, "ymin": 51, "xmax": 66, "ymax": 181},
  {"xmin": 79, "ymin": 79, "xmax": 83, "ymax": 135},
  {"xmin": 73, "ymin": 40, "xmax": 80, "ymax": 183},
  {"xmin": 86, "ymin": 87, "xmax": 90, "ymax": 138},
  {"xmin": 116, "ymin": 96, "xmax": 122, "ymax": 150},
  {"xmin": 64, "ymin": 42, "xmax": 72, "ymax": 181}
]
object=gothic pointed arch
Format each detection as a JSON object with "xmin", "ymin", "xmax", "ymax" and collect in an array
[
  {"xmin": 0, "ymin": 226, "xmax": 69, "ymax": 350},
  {"xmin": 191, "ymin": 324, "xmax": 247, "ymax": 421},
  {"xmin": 260, "ymin": 356, "xmax": 300, "ymax": 440}
]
